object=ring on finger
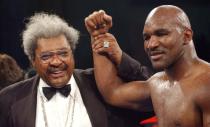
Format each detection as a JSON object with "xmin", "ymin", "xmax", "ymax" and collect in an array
[{"xmin": 103, "ymin": 41, "xmax": 110, "ymax": 48}]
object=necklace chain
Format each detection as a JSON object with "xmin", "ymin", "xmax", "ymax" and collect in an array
[{"xmin": 40, "ymin": 92, "xmax": 76, "ymax": 127}]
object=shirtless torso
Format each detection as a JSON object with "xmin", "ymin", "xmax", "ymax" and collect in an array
[
  {"xmin": 84, "ymin": 5, "xmax": 210, "ymax": 127},
  {"xmin": 149, "ymin": 60, "xmax": 210, "ymax": 127}
]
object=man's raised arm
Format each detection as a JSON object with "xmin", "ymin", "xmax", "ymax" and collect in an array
[
  {"xmin": 84, "ymin": 11, "xmax": 153, "ymax": 111},
  {"xmin": 93, "ymin": 33, "xmax": 153, "ymax": 111},
  {"xmin": 85, "ymin": 10, "xmax": 154, "ymax": 81}
]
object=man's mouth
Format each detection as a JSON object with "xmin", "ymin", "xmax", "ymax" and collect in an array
[
  {"xmin": 47, "ymin": 64, "xmax": 68, "ymax": 78},
  {"xmin": 49, "ymin": 70, "xmax": 66, "ymax": 78},
  {"xmin": 47, "ymin": 63, "xmax": 68, "ymax": 76},
  {"xmin": 149, "ymin": 51, "xmax": 164, "ymax": 61}
]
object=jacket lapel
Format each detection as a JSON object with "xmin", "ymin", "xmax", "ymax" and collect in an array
[
  {"xmin": 73, "ymin": 69, "xmax": 108, "ymax": 127},
  {"xmin": 10, "ymin": 76, "xmax": 39, "ymax": 127},
  {"xmin": 11, "ymin": 70, "xmax": 109, "ymax": 127}
]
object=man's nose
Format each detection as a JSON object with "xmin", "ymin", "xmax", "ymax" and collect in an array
[
  {"xmin": 146, "ymin": 36, "xmax": 159, "ymax": 49},
  {"xmin": 49, "ymin": 55, "xmax": 63, "ymax": 66}
]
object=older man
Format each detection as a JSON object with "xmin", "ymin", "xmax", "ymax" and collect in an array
[{"xmin": 0, "ymin": 13, "xmax": 147, "ymax": 127}]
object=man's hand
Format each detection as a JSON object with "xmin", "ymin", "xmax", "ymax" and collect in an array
[
  {"xmin": 85, "ymin": 10, "xmax": 112, "ymax": 37},
  {"xmin": 92, "ymin": 33, "xmax": 122, "ymax": 65},
  {"xmin": 85, "ymin": 10, "xmax": 122, "ymax": 65}
]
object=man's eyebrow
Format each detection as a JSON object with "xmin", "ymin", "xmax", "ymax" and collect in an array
[
  {"xmin": 143, "ymin": 28, "xmax": 169, "ymax": 35},
  {"xmin": 41, "ymin": 48, "xmax": 70, "ymax": 53},
  {"xmin": 155, "ymin": 28, "xmax": 170, "ymax": 33},
  {"xmin": 153, "ymin": 28, "xmax": 170, "ymax": 35}
]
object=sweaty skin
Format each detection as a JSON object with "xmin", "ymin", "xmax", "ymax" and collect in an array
[{"xmin": 86, "ymin": 5, "xmax": 210, "ymax": 127}]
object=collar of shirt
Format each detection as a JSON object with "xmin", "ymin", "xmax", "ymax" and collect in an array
[
  {"xmin": 38, "ymin": 75, "xmax": 77, "ymax": 102},
  {"xmin": 36, "ymin": 75, "xmax": 92, "ymax": 127}
]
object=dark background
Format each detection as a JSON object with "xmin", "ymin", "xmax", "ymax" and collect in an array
[{"xmin": 0, "ymin": 0, "xmax": 210, "ymax": 70}]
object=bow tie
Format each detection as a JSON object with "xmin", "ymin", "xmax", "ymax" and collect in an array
[{"xmin": 42, "ymin": 85, "xmax": 71, "ymax": 100}]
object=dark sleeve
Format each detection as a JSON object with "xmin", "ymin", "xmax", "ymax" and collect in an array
[
  {"xmin": 117, "ymin": 52, "xmax": 154, "ymax": 81},
  {"xmin": 0, "ymin": 89, "xmax": 13, "ymax": 127}
]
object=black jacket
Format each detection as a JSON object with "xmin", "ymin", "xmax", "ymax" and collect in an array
[{"xmin": 0, "ymin": 68, "xmax": 149, "ymax": 127}]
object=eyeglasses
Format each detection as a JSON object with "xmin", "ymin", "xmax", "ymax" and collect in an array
[{"xmin": 38, "ymin": 49, "xmax": 72, "ymax": 64}]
